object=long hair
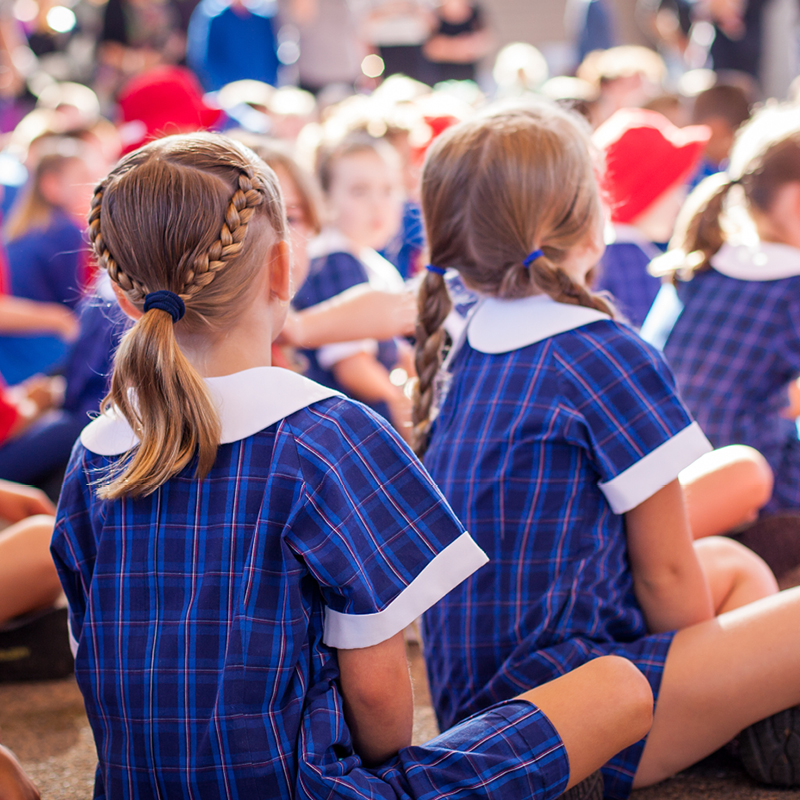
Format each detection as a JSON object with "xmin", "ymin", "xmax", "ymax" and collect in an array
[
  {"xmin": 667, "ymin": 104, "xmax": 800, "ymax": 279},
  {"xmin": 89, "ymin": 132, "xmax": 286, "ymax": 499},
  {"xmin": 413, "ymin": 102, "xmax": 613, "ymax": 456}
]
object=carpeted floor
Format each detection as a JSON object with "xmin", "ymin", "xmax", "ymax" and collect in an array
[{"xmin": 4, "ymin": 642, "xmax": 798, "ymax": 799}]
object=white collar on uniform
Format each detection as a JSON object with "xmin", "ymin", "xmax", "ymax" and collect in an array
[
  {"xmin": 712, "ymin": 241, "xmax": 800, "ymax": 281},
  {"xmin": 80, "ymin": 367, "xmax": 340, "ymax": 456},
  {"xmin": 467, "ymin": 294, "xmax": 610, "ymax": 355},
  {"xmin": 307, "ymin": 228, "xmax": 404, "ymax": 292}
]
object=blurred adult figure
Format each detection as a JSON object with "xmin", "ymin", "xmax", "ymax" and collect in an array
[{"xmin": 423, "ymin": 0, "xmax": 492, "ymax": 84}]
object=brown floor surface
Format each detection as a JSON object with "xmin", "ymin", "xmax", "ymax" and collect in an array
[{"xmin": 1, "ymin": 642, "xmax": 798, "ymax": 799}]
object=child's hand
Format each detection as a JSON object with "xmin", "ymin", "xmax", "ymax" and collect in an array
[
  {"xmin": 781, "ymin": 378, "xmax": 800, "ymax": 420},
  {"xmin": 0, "ymin": 480, "xmax": 55, "ymax": 523},
  {"xmin": 0, "ymin": 745, "xmax": 41, "ymax": 800},
  {"xmin": 20, "ymin": 376, "xmax": 65, "ymax": 414}
]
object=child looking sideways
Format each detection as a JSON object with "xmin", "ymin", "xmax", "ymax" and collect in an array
[
  {"xmin": 414, "ymin": 103, "xmax": 800, "ymax": 798},
  {"xmin": 51, "ymin": 132, "xmax": 653, "ymax": 799},
  {"xmin": 293, "ymin": 133, "xmax": 414, "ymax": 436},
  {"xmin": 649, "ymin": 104, "xmax": 800, "ymax": 513}
]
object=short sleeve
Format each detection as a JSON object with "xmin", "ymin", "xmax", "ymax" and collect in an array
[
  {"xmin": 288, "ymin": 399, "xmax": 487, "ymax": 650},
  {"xmin": 558, "ymin": 323, "xmax": 712, "ymax": 514},
  {"xmin": 51, "ymin": 444, "xmax": 100, "ymax": 657}
]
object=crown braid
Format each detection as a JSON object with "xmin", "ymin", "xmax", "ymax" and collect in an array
[{"xmin": 89, "ymin": 167, "xmax": 267, "ymax": 303}]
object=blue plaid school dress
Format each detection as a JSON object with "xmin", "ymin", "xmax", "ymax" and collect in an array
[
  {"xmin": 293, "ymin": 229, "xmax": 405, "ymax": 421},
  {"xmin": 52, "ymin": 366, "xmax": 573, "ymax": 800},
  {"xmin": 655, "ymin": 241, "xmax": 800, "ymax": 512},
  {"xmin": 422, "ymin": 294, "xmax": 712, "ymax": 800},
  {"xmin": 595, "ymin": 226, "xmax": 662, "ymax": 329}
]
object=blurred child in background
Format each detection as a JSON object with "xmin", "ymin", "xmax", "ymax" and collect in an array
[
  {"xmin": 593, "ymin": 108, "xmax": 709, "ymax": 327},
  {"xmin": 293, "ymin": 132, "xmax": 414, "ymax": 436}
]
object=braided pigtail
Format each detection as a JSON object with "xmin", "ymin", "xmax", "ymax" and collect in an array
[
  {"xmin": 90, "ymin": 133, "xmax": 281, "ymax": 499},
  {"xmin": 526, "ymin": 255, "xmax": 615, "ymax": 316},
  {"xmin": 412, "ymin": 271, "xmax": 452, "ymax": 457}
]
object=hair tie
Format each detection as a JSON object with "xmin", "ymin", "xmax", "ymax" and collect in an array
[
  {"xmin": 523, "ymin": 249, "xmax": 544, "ymax": 268},
  {"xmin": 143, "ymin": 290, "xmax": 186, "ymax": 323},
  {"xmin": 426, "ymin": 264, "xmax": 447, "ymax": 276}
]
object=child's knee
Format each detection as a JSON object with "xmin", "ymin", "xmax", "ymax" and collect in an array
[
  {"xmin": 589, "ymin": 657, "xmax": 654, "ymax": 736},
  {"xmin": 717, "ymin": 445, "xmax": 774, "ymax": 511}
]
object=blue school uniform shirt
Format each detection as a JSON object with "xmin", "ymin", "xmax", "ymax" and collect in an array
[
  {"xmin": 293, "ymin": 229, "xmax": 405, "ymax": 420},
  {"xmin": 655, "ymin": 241, "xmax": 800, "ymax": 512},
  {"xmin": 421, "ymin": 294, "xmax": 711, "ymax": 799},
  {"xmin": 7, "ymin": 211, "xmax": 86, "ymax": 308},
  {"xmin": 54, "ymin": 366, "xmax": 560, "ymax": 800},
  {"xmin": 595, "ymin": 225, "xmax": 662, "ymax": 328}
]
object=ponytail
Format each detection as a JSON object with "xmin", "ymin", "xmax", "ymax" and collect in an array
[
  {"xmin": 412, "ymin": 271, "xmax": 452, "ymax": 457},
  {"xmin": 99, "ymin": 308, "xmax": 220, "ymax": 499},
  {"xmin": 662, "ymin": 172, "xmax": 736, "ymax": 280}
]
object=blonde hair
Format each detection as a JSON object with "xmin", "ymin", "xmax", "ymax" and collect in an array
[
  {"xmin": 90, "ymin": 132, "xmax": 286, "ymax": 499},
  {"xmin": 667, "ymin": 104, "xmax": 800, "ymax": 279},
  {"xmin": 413, "ymin": 103, "xmax": 613, "ymax": 455},
  {"xmin": 5, "ymin": 138, "xmax": 85, "ymax": 241}
]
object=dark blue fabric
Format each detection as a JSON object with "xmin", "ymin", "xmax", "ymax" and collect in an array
[
  {"xmin": 7, "ymin": 211, "xmax": 85, "ymax": 308},
  {"xmin": 596, "ymin": 241, "xmax": 661, "ymax": 329},
  {"xmin": 0, "ymin": 290, "xmax": 128, "ymax": 483},
  {"xmin": 381, "ymin": 202, "xmax": 425, "ymax": 280},
  {"xmin": 52, "ymin": 394, "xmax": 572, "ymax": 800},
  {"xmin": 0, "ymin": 334, "xmax": 68, "ymax": 384},
  {"xmin": 293, "ymin": 251, "xmax": 399, "ymax": 419},
  {"xmin": 662, "ymin": 268, "xmax": 800, "ymax": 512},
  {"xmin": 422, "ymin": 318, "xmax": 691, "ymax": 798},
  {"xmin": 186, "ymin": 0, "xmax": 279, "ymax": 92}
]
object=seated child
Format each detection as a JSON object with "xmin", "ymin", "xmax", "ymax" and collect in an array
[
  {"xmin": 592, "ymin": 108, "xmax": 710, "ymax": 327},
  {"xmin": 646, "ymin": 104, "xmax": 800, "ymax": 514},
  {"xmin": 293, "ymin": 132, "xmax": 413, "ymax": 435},
  {"xmin": 413, "ymin": 102, "xmax": 800, "ymax": 798},
  {"xmin": 51, "ymin": 131, "xmax": 655, "ymax": 800}
]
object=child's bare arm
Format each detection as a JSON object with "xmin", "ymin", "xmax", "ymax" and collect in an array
[
  {"xmin": 337, "ymin": 631, "xmax": 413, "ymax": 766},
  {"xmin": 281, "ymin": 286, "xmax": 417, "ymax": 348},
  {"xmin": 625, "ymin": 479, "xmax": 714, "ymax": 633},
  {"xmin": 0, "ymin": 297, "xmax": 78, "ymax": 340},
  {"xmin": 0, "ymin": 745, "xmax": 40, "ymax": 800}
]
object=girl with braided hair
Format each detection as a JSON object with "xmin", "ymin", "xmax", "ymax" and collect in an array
[
  {"xmin": 50, "ymin": 131, "xmax": 655, "ymax": 799},
  {"xmin": 415, "ymin": 102, "xmax": 800, "ymax": 798}
]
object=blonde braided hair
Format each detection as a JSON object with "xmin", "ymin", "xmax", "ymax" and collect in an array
[{"xmin": 91, "ymin": 133, "xmax": 286, "ymax": 499}]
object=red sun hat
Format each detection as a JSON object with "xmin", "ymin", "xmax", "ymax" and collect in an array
[
  {"xmin": 117, "ymin": 66, "xmax": 222, "ymax": 154},
  {"xmin": 593, "ymin": 108, "xmax": 711, "ymax": 224}
]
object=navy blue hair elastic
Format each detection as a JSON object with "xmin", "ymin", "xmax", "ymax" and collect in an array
[
  {"xmin": 523, "ymin": 249, "xmax": 545, "ymax": 268},
  {"xmin": 143, "ymin": 290, "xmax": 186, "ymax": 323},
  {"xmin": 426, "ymin": 264, "xmax": 446, "ymax": 276}
]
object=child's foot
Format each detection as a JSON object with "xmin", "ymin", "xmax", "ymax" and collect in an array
[
  {"xmin": 0, "ymin": 745, "xmax": 40, "ymax": 799},
  {"xmin": 737, "ymin": 705, "xmax": 800, "ymax": 786},
  {"xmin": 557, "ymin": 770, "xmax": 604, "ymax": 800}
]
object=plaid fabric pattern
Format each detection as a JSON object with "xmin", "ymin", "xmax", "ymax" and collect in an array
[
  {"xmin": 293, "ymin": 251, "xmax": 399, "ymax": 418},
  {"xmin": 595, "ymin": 241, "xmax": 662, "ymax": 329},
  {"xmin": 664, "ymin": 269, "xmax": 800, "ymax": 512},
  {"xmin": 53, "ymin": 396, "xmax": 558, "ymax": 800},
  {"xmin": 422, "ymin": 319, "xmax": 690, "ymax": 799}
]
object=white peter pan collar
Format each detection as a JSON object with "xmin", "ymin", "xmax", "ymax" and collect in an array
[
  {"xmin": 80, "ymin": 367, "xmax": 340, "ymax": 457},
  {"xmin": 467, "ymin": 294, "xmax": 610, "ymax": 355},
  {"xmin": 712, "ymin": 241, "xmax": 800, "ymax": 281}
]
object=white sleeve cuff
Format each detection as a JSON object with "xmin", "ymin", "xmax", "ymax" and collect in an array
[
  {"xmin": 68, "ymin": 616, "xmax": 78, "ymax": 658},
  {"xmin": 323, "ymin": 531, "xmax": 488, "ymax": 650},
  {"xmin": 317, "ymin": 340, "xmax": 379, "ymax": 370},
  {"xmin": 599, "ymin": 421, "xmax": 712, "ymax": 514}
]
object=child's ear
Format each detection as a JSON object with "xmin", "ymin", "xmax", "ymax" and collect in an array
[
  {"xmin": 269, "ymin": 239, "xmax": 291, "ymax": 305},
  {"xmin": 112, "ymin": 284, "xmax": 143, "ymax": 321}
]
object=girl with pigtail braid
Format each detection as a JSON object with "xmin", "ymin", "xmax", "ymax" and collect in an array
[
  {"xmin": 647, "ymin": 104, "xmax": 800, "ymax": 517},
  {"xmin": 417, "ymin": 103, "xmax": 800, "ymax": 799},
  {"xmin": 50, "ymin": 131, "xmax": 655, "ymax": 800}
]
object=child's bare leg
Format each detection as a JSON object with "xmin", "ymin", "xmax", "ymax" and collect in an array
[
  {"xmin": 520, "ymin": 656, "xmax": 653, "ymax": 790},
  {"xmin": 695, "ymin": 536, "xmax": 778, "ymax": 614},
  {"xmin": 634, "ymin": 586, "xmax": 800, "ymax": 788},
  {"xmin": 680, "ymin": 446, "xmax": 773, "ymax": 539},
  {"xmin": 0, "ymin": 515, "xmax": 60, "ymax": 624},
  {"xmin": 0, "ymin": 744, "xmax": 40, "ymax": 800}
]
